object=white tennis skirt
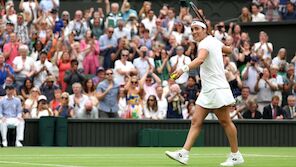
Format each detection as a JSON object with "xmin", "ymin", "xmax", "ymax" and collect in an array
[{"xmin": 196, "ymin": 88, "xmax": 235, "ymax": 109}]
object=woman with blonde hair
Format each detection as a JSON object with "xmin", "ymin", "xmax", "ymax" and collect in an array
[
  {"xmin": 24, "ymin": 87, "xmax": 40, "ymax": 113},
  {"xmin": 54, "ymin": 92, "xmax": 74, "ymax": 118}
]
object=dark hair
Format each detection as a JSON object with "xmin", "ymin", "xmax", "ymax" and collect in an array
[
  {"xmin": 146, "ymin": 95, "xmax": 158, "ymax": 112},
  {"xmin": 33, "ymin": 40, "xmax": 44, "ymax": 52},
  {"xmin": 71, "ymin": 59, "xmax": 79, "ymax": 65},
  {"xmin": 186, "ymin": 100, "xmax": 196, "ymax": 113},
  {"xmin": 83, "ymin": 78, "xmax": 95, "ymax": 93},
  {"xmin": 22, "ymin": 78, "xmax": 34, "ymax": 94}
]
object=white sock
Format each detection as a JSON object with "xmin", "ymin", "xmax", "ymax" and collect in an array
[
  {"xmin": 231, "ymin": 151, "xmax": 240, "ymax": 156},
  {"xmin": 181, "ymin": 148, "xmax": 190, "ymax": 155}
]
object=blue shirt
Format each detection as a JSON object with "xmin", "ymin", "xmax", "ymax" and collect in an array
[
  {"xmin": 99, "ymin": 34, "xmax": 118, "ymax": 51},
  {"xmin": 0, "ymin": 64, "xmax": 15, "ymax": 86},
  {"xmin": 0, "ymin": 96, "xmax": 22, "ymax": 118},
  {"xmin": 96, "ymin": 80, "xmax": 119, "ymax": 113}
]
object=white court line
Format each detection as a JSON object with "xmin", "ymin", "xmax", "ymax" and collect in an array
[
  {"xmin": 0, "ymin": 160, "xmax": 85, "ymax": 167},
  {"xmin": 0, "ymin": 153, "xmax": 295, "ymax": 158}
]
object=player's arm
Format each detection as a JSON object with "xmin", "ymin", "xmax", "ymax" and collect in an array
[
  {"xmin": 171, "ymin": 49, "xmax": 208, "ymax": 79},
  {"xmin": 188, "ymin": 49, "xmax": 208, "ymax": 70}
]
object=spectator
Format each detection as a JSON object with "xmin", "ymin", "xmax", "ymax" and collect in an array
[
  {"xmin": 34, "ymin": 51, "xmax": 53, "ymax": 88},
  {"xmin": 163, "ymin": 8, "xmax": 176, "ymax": 34},
  {"xmin": 251, "ymin": 3, "xmax": 267, "ymax": 22},
  {"xmin": 237, "ymin": 41, "xmax": 252, "ymax": 72},
  {"xmin": 123, "ymin": 75, "xmax": 144, "ymax": 119},
  {"xmin": 96, "ymin": 69, "xmax": 120, "ymax": 118},
  {"xmin": 141, "ymin": 69, "xmax": 161, "ymax": 100},
  {"xmin": 171, "ymin": 21, "xmax": 185, "ymax": 45},
  {"xmin": 0, "ymin": 54, "xmax": 14, "ymax": 86},
  {"xmin": 3, "ymin": 22, "xmax": 15, "ymax": 44},
  {"xmin": 183, "ymin": 100, "xmax": 195, "ymax": 119},
  {"xmin": 99, "ymin": 27, "xmax": 117, "ymax": 69},
  {"xmin": 57, "ymin": 51, "xmax": 71, "ymax": 91},
  {"xmin": 254, "ymin": 31, "xmax": 273, "ymax": 60},
  {"xmin": 3, "ymin": 32, "xmax": 19, "ymax": 66},
  {"xmin": 138, "ymin": 1, "xmax": 152, "ymax": 19},
  {"xmin": 242, "ymin": 56, "xmax": 263, "ymax": 96},
  {"xmin": 54, "ymin": 92, "xmax": 74, "ymax": 118},
  {"xmin": 270, "ymin": 64, "xmax": 284, "ymax": 105},
  {"xmin": 75, "ymin": 100, "xmax": 98, "ymax": 119},
  {"xmin": 118, "ymin": 86, "xmax": 127, "ymax": 118},
  {"xmin": 169, "ymin": 46, "xmax": 191, "ymax": 86},
  {"xmin": 229, "ymin": 106, "xmax": 242, "ymax": 120},
  {"xmin": 155, "ymin": 85, "xmax": 168, "ymax": 119},
  {"xmin": 167, "ymin": 84, "xmax": 184, "ymax": 119},
  {"xmin": 65, "ymin": 10, "xmax": 88, "ymax": 41},
  {"xmin": 89, "ymin": 12, "xmax": 104, "ymax": 39},
  {"xmin": 281, "ymin": 64, "xmax": 294, "ymax": 106},
  {"xmin": 272, "ymin": 48, "xmax": 287, "ymax": 67},
  {"xmin": 282, "ymin": 95, "xmax": 296, "ymax": 119},
  {"xmin": 114, "ymin": 49, "xmax": 137, "ymax": 85},
  {"xmin": 282, "ymin": 1, "xmax": 296, "ymax": 20},
  {"xmin": 31, "ymin": 95, "xmax": 53, "ymax": 118},
  {"xmin": 23, "ymin": 87, "xmax": 40, "ymax": 113},
  {"xmin": 39, "ymin": 0, "xmax": 59, "ymax": 13},
  {"xmin": 49, "ymin": 8, "xmax": 64, "ymax": 35},
  {"xmin": 140, "ymin": 29, "xmax": 153, "ymax": 50},
  {"xmin": 182, "ymin": 76, "xmax": 200, "ymax": 101},
  {"xmin": 242, "ymin": 100, "xmax": 262, "ymax": 119},
  {"xmin": 20, "ymin": 78, "xmax": 34, "ymax": 100},
  {"xmin": 114, "ymin": 20, "xmax": 131, "ymax": 40},
  {"xmin": 120, "ymin": 1, "xmax": 136, "ymax": 21},
  {"xmin": 255, "ymin": 67, "xmax": 278, "ymax": 112},
  {"xmin": 80, "ymin": 30, "xmax": 100, "ymax": 75},
  {"xmin": 238, "ymin": 6, "xmax": 252, "ymax": 22},
  {"xmin": 19, "ymin": 0, "xmax": 38, "ymax": 22},
  {"xmin": 3, "ymin": 4, "xmax": 17, "ymax": 25},
  {"xmin": 144, "ymin": 95, "xmax": 164, "ymax": 119},
  {"xmin": 154, "ymin": 49, "xmax": 171, "ymax": 82},
  {"xmin": 235, "ymin": 86, "xmax": 251, "ymax": 114},
  {"xmin": 0, "ymin": 84, "xmax": 24, "ymax": 147},
  {"xmin": 40, "ymin": 75, "xmax": 60, "ymax": 102},
  {"xmin": 224, "ymin": 56, "xmax": 243, "ymax": 98},
  {"xmin": 12, "ymin": 45, "xmax": 35, "ymax": 90},
  {"xmin": 49, "ymin": 88, "xmax": 62, "ymax": 111},
  {"xmin": 64, "ymin": 59, "xmax": 85, "ymax": 94},
  {"xmin": 265, "ymin": 0, "xmax": 281, "ymax": 21},
  {"xmin": 141, "ymin": 10, "xmax": 156, "ymax": 33},
  {"xmin": 105, "ymin": 0, "xmax": 123, "ymax": 28},
  {"xmin": 30, "ymin": 40, "xmax": 44, "ymax": 61},
  {"xmin": 133, "ymin": 46, "xmax": 155, "ymax": 78},
  {"xmin": 214, "ymin": 21, "xmax": 228, "ymax": 42},
  {"xmin": 15, "ymin": 13, "xmax": 29, "ymax": 45},
  {"xmin": 92, "ymin": 67, "xmax": 105, "ymax": 87},
  {"xmin": 125, "ymin": 13, "xmax": 139, "ymax": 38},
  {"xmin": 83, "ymin": 78, "xmax": 98, "ymax": 107},
  {"xmin": 263, "ymin": 95, "xmax": 286, "ymax": 119}
]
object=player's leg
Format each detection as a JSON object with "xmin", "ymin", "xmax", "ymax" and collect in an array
[
  {"xmin": 214, "ymin": 106, "xmax": 244, "ymax": 166},
  {"xmin": 165, "ymin": 105, "xmax": 209, "ymax": 165}
]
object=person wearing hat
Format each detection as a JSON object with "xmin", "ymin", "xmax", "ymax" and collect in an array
[
  {"xmin": 169, "ymin": 45, "xmax": 191, "ymax": 86},
  {"xmin": 31, "ymin": 95, "xmax": 53, "ymax": 118},
  {"xmin": 0, "ymin": 84, "xmax": 25, "ymax": 147},
  {"xmin": 40, "ymin": 75, "xmax": 59, "ymax": 102},
  {"xmin": 92, "ymin": 67, "xmax": 105, "ymax": 87}
]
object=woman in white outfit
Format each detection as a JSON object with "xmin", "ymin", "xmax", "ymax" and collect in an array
[{"xmin": 165, "ymin": 20, "xmax": 244, "ymax": 167}]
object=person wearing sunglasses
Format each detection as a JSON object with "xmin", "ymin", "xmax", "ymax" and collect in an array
[
  {"xmin": 54, "ymin": 92, "xmax": 74, "ymax": 118},
  {"xmin": 96, "ymin": 69, "xmax": 120, "ymax": 118}
]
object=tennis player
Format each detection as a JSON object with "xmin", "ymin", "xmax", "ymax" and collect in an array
[{"xmin": 165, "ymin": 20, "xmax": 244, "ymax": 166}]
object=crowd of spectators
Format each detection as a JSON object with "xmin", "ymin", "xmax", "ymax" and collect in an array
[{"xmin": 0, "ymin": 0, "xmax": 295, "ymax": 126}]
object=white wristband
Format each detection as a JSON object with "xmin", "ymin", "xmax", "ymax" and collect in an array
[{"xmin": 181, "ymin": 65, "xmax": 189, "ymax": 73}]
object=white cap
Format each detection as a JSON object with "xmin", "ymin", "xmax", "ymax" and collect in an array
[{"xmin": 38, "ymin": 95, "xmax": 47, "ymax": 102}]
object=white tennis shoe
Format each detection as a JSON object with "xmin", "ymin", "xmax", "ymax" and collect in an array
[
  {"xmin": 2, "ymin": 140, "xmax": 7, "ymax": 147},
  {"xmin": 220, "ymin": 152, "xmax": 244, "ymax": 166},
  {"xmin": 165, "ymin": 150, "xmax": 189, "ymax": 165}
]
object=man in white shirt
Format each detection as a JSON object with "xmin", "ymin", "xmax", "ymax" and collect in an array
[
  {"xmin": 34, "ymin": 51, "xmax": 53, "ymax": 88},
  {"xmin": 113, "ymin": 20, "xmax": 131, "ymax": 40},
  {"xmin": 141, "ymin": 10, "xmax": 156, "ymax": 33},
  {"xmin": 156, "ymin": 85, "xmax": 167, "ymax": 119},
  {"xmin": 254, "ymin": 31, "xmax": 273, "ymax": 59},
  {"xmin": 251, "ymin": 4, "xmax": 267, "ymax": 22},
  {"xmin": 169, "ymin": 46, "xmax": 191, "ymax": 85},
  {"xmin": 69, "ymin": 83, "xmax": 89, "ymax": 118},
  {"xmin": 133, "ymin": 46, "xmax": 155, "ymax": 78}
]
